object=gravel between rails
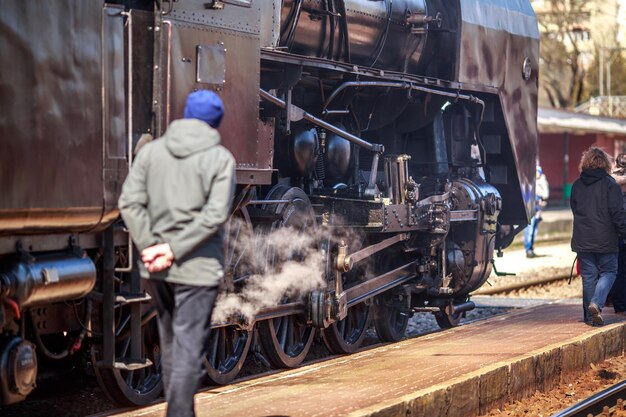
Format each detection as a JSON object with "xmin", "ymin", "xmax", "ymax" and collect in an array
[{"xmin": 482, "ymin": 355, "xmax": 626, "ymax": 417}]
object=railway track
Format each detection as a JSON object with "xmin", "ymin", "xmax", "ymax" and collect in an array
[
  {"xmin": 551, "ymin": 380, "xmax": 626, "ymax": 417},
  {"xmin": 473, "ymin": 273, "xmax": 574, "ymax": 295}
]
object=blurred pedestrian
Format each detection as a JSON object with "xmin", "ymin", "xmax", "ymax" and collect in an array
[
  {"xmin": 525, "ymin": 163, "xmax": 549, "ymax": 258},
  {"xmin": 118, "ymin": 90, "xmax": 235, "ymax": 417},
  {"xmin": 570, "ymin": 146, "xmax": 626, "ymax": 326},
  {"xmin": 609, "ymin": 154, "xmax": 626, "ymax": 314}
]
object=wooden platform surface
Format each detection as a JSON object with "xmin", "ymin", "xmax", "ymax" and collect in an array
[{"xmin": 102, "ymin": 302, "xmax": 626, "ymax": 417}]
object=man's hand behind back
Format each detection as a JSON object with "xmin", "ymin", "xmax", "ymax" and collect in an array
[{"xmin": 141, "ymin": 243, "xmax": 174, "ymax": 273}]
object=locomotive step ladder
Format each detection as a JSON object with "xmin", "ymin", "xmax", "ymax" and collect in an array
[
  {"xmin": 97, "ymin": 227, "xmax": 154, "ymax": 371},
  {"xmin": 114, "ymin": 292, "xmax": 152, "ymax": 305},
  {"xmin": 107, "ymin": 357, "xmax": 154, "ymax": 371}
]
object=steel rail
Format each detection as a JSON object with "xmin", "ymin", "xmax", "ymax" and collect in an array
[
  {"xmin": 550, "ymin": 379, "xmax": 626, "ymax": 417},
  {"xmin": 472, "ymin": 273, "xmax": 574, "ymax": 295}
]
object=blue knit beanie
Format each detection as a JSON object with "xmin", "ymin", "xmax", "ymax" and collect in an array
[{"xmin": 183, "ymin": 90, "xmax": 224, "ymax": 128}]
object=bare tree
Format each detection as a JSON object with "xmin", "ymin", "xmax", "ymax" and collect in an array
[
  {"xmin": 583, "ymin": 48, "xmax": 626, "ymax": 100},
  {"xmin": 537, "ymin": 0, "xmax": 591, "ymax": 109}
]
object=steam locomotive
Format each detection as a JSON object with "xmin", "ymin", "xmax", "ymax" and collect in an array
[{"xmin": 0, "ymin": 0, "xmax": 539, "ymax": 407}]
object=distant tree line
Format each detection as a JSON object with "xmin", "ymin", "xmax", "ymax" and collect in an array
[{"xmin": 537, "ymin": 0, "xmax": 626, "ymax": 110}]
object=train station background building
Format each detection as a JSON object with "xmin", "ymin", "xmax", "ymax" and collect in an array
[{"xmin": 537, "ymin": 106, "xmax": 626, "ymax": 206}]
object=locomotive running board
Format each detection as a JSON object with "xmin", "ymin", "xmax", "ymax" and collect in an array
[{"xmin": 343, "ymin": 262, "xmax": 417, "ymax": 307}]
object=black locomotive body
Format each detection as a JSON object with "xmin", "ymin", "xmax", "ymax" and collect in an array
[{"xmin": 0, "ymin": 0, "xmax": 538, "ymax": 406}]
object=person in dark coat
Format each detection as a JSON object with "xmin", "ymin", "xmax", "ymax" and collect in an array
[
  {"xmin": 118, "ymin": 90, "xmax": 235, "ymax": 417},
  {"xmin": 609, "ymin": 158, "xmax": 626, "ymax": 313},
  {"xmin": 570, "ymin": 146, "xmax": 626, "ymax": 326}
]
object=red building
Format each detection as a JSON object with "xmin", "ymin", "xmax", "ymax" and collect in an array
[{"xmin": 537, "ymin": 107, "xmax": 626, "ymax": 206}]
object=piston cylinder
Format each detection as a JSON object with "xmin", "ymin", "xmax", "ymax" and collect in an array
[{"xmin": 0, "ymin": 253, "xmax": 96, "ymax": 308}]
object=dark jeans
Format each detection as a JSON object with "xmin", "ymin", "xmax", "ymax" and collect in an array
[
  {"xmin": 144, "ymin": 279, "xmax": 218, "ymax": 417},
  {"xmin": 609, "ymin": 240, "xmax": 626, "ymax": 312},
  {"xmin": 578, "ymin": 252, "xmax": 618, "ymax": 323}
]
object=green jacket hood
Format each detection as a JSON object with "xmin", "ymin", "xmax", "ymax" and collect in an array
[{"xmin": 165, "ymin": 118, "xmax": 221, "ymax": 158}]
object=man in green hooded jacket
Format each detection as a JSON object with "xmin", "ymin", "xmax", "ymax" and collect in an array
[{"xmin": 118, "ymin": 90, "xmax": 235, "ymax": 417}]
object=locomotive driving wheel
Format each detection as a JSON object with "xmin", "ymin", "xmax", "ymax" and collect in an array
[
  {"xmin": 321, "ymin": 239, "xmax": 371, "ymax": 354},
  {"xmin": 257, "ymin": 185, "xmax": 317, "ymax": 368},
  {"xmin": 321, "ymin": 299, "xmax": 370, "ymax": 354},
  {"xmin": 205, "ymin": 208, "xmax": 253, "ymax": 384},
  {"xmin": 92, "ymin": 293, "xmax": 163, "ymax": 406},
  {"xmin": 258, "ymin": 313, "xmax": 315, "ymax": 368},
  {"xmin": 372, "ymin": 251, "xmax": 410, "ymax": 343},
  {"xmin": 373, "ymin": 288, "xmax": 410, "ymax": 343},
  {"xmin": 204, "ymin": 325, "xmax": 252, "ymax": 384}
]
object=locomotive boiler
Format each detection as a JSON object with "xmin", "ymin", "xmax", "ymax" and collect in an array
[{"xmin": 0, "ymin": 0, "xmax": 539, "ymax": 407}]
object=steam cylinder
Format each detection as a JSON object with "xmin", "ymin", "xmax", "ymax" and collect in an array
[
  {"xmin": 280, "ymin": 0, "xmax": 429, "ymax": 72},
  {"xmin": 0, "ymin": 253, "xmax": 96, "ymax": 308}
]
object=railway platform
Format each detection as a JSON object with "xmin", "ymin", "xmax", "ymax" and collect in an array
[
  {"xmin": 104, "ymin": 302, "xmax": 626, "ymax": 417},
  {"xmin": 513, "ymin": 207, "xmax": 573, "ymax": 245}
]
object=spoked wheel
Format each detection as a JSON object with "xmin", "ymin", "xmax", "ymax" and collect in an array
[
  {"xmin": 205, "ymin": 207, "xmax": 254, "ymax": 384},
  {"xmin": 434, "ymin": 303, "xmax": 462, "ymax": 329},
  {"xmin": 258, "ymin": 315, "xmax": 315, "ymax": 368},
  {"xmin": 373, "ymin": 289, "xmax": 410, "ymax": 342},
  {"xmin": 222, "ymin": 207, "xmax": 254, "ymax": 289},
  {"xmin": 321, "ymin": 301, "xmax": 370, "ymax": 354},
  {"xmin": 257, "ymin": 185, "xmax": 317, "ymax": 368},
  {"xmin": 204, "ymin": 325, "xmax": 252, "ymax": 384},
  {"xmin": 92, "ymin": 305, "xmax": 163, "ymax": 406}
]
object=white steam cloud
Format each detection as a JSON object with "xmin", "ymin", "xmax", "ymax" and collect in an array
[{"xmin": 211, "ymin": 224, "xmax": 327, "ymax": 323}]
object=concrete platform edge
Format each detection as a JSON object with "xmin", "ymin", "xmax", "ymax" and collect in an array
[{"xmin": 348, "ymin": 323, "xmax": 626, "ymax": 417}]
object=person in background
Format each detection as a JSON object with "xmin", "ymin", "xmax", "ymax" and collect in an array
[
  {"xmin": 609, "ymin": 154, "xmax": 626, "ymax": 314},
  {"xmin": 118, "ymin": 90, "xmax": 235, "ymax": 417},
  {"xmin": 570, "ymin": 146, "xmax": 626, "ymax": 326},
  {"xmin": 525, "ymin": 163, "xmax": 549, "ymax": 258}
]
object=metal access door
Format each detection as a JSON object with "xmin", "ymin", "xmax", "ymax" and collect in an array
[{"xmin": 151, "ymin": 1, "xmax": 273, "ymax": 185}]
